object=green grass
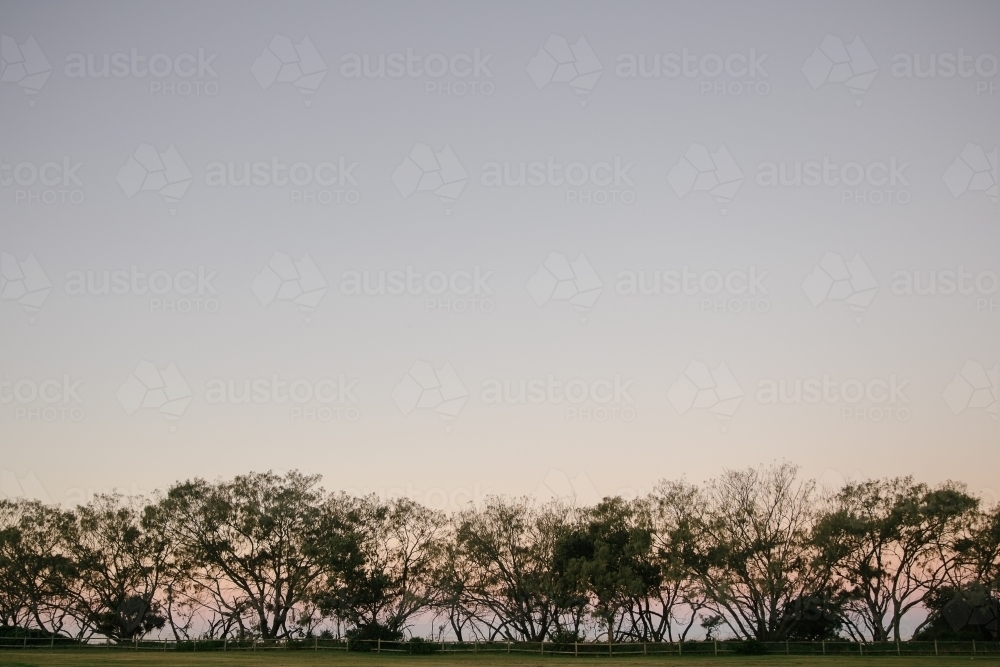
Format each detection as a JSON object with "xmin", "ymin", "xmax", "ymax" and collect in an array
[{"xmin": 0, "ymin": 652, "xmax": 999, "ymax": 667}]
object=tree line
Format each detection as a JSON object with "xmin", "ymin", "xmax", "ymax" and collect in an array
[{"xmin": 0, "ymin": 463, "xmax": 997, "ymax": 645}]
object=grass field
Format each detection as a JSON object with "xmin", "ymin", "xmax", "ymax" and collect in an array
[{"xmin": 0, "ymin": 653, "xmax": 999, "ymax": 667}]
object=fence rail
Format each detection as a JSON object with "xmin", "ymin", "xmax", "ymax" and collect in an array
[{"xmin": 0, "ymin": 636, "xmax": 997, "ymax": 656}]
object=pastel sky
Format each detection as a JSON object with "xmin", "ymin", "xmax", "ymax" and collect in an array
[{"xmin": 1, "ymin": 0, "xmax": 998, "ymax": 509}]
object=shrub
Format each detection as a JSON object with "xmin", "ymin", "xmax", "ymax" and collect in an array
[{"xmin": 735, "ymin": 639, "xmax": 769, "ymax": 654}]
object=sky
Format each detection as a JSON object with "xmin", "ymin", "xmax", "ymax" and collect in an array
[{"xmin": 0, "ymin": 0, "xmax": 998, "ymax": 511}]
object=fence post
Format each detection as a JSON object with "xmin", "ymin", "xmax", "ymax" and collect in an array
[
  {"xmin": 934, "ymin": 639, "xmax": 938, "ymax": 656},
  {"xmin": 678, "ymin": 641, "xmax": 682, "ymax": 656},
  {"xmin": 859, "ymin": 641, "xmax": 862, "ymax": 656},
  {"xmin": 644, "ymin": 642, "xmax": 647, "ymax": 656},
  {"xmin": 475, "ymin": 639, "xmax": 478, "ymax": 653},
  {"xmin": 575, "ymin": 641, "xmax": 578, "ymax": 657},
  {"xmin": 714, "ymin": 640, "xmax": 718, "ymax": 656},
  {"xmin": 822, "ymin": 640, "xmax": 825, "ymax": 655},
  {"xmin": 786, "ymin": 639, "xmax": 789, "ymax": 655},
  {"xmin": 973, "ymin": 639, "xmax": 976, "ymax": 654},
  {"xmin": 51, "ymin": 636, "xmax": 54, "ymax": 649},
  {"xmin": 896, "ymin": 639, "xmax": 900, "ymax": 656},
  {"xmin": 377, "ymin": 638, "xmax": 381, "ymax": 654},
  {"xmin": 314, "ymin": 636, "xmax": 317, "ymax": 651}
]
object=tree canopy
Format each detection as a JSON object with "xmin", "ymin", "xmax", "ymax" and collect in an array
[{"xmin": 0, "ymin": 464, "xmax": 994, "ymax": 644}]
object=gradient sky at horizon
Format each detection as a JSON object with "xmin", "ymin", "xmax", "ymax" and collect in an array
[{"xmin": 1, "ymin": 0, "xmax": 998, "ymax": 509}]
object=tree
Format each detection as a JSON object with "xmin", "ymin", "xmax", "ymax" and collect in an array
[
  {"xmin": 158, "ymin": 471, "xmax": 358, "ymax": 639},
  {"xmin": 430, "ymin": 527, "xmax": 480, "ymax": 642},
  {"xmin": 554, "ymin": 497, "xmax": 660, "ymax": 642},
  {"xmin": 691, "ymin": 463, "xmax": 830, "ymax": 641},
  {"xmin": 0, "ymin": 499, "xmax": 76, "ymax": 636},
  {"xmin": 913, "ymin": 502, "xmax": 1000, "ymax": 641},
  {"xmin": 776, "ymin": 593, "xmax": 847, "ymax": 640},
  {"xmin": 813, "ymin": 477, "xmax": 978, "ymax": 642},
  {"xmin": 912, "ymin": 583, "xmax": 998, "ymax": 640},
  {"xmin": 448, "ymin": 497, "xmax": 575, "ymax": 641},
  {"xmin": 952, "ymin": 503, "xmax": 1000, "ymax": 595},
  {"xmin": 647, "ymin": 480, "xmax": 708, "ymax": 642},
  {"xmin": 315, "ymin": 496, "xmax": 445, "ymax": 640},
  {"xmin": 68, "ymin": 494, "xmax": 170, "ymax": 641}
]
